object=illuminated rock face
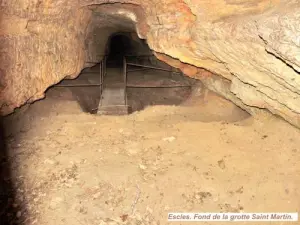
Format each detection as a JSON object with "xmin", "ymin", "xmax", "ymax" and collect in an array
[{"xmin": 0, "ymin": 0, "xmax": 300, "ymax": 127}]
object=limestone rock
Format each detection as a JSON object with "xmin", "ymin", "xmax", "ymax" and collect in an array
[{"xmin": 0, "ymin": 0, "xmax": 299, "ymax": 127}]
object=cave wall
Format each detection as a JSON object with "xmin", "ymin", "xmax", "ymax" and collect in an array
[
  {"xmin": 0, "ymin": 0, "xmax": 300, "ymax": 127},
  {"xmin": 144, "ymin": 0, "xmax": 300, "ymax": 127},
  {"xmin": 0, "ymin": 1, "xmax": 92, "ymax": 114}
]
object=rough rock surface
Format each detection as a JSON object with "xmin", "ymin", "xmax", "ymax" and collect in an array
[{"xmin": 0, "ymin": 0, "xmax": 300, "ymax": 127}]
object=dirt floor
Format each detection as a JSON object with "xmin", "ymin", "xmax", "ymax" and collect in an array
[{"xmin": 1, "ymin": 80, "xmax": 300, "ymax": 225}]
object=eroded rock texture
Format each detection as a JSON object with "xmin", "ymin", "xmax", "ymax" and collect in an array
[{"xmin": 0, "ymin": 0, "xmax": 300, "ymax": 127}]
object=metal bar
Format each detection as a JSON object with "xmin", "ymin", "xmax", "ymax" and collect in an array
[
  {"xmin": 102, "ymin": 58, "xmax": 104, "ymax": 78},
  {"xmin": 123, "ymin": 57, "xmax": 127, "ymax": 105},
  {"xmin": 102, "ymin": 59, "xmax": 103, "ymax": 92},
  {"xmin": 101, "ymin": 57, "xmax": 104, "ymax": 96},
  {"xmin": 54, "ymin": 83, "xmax": 191, "ymax": 88},
  {"xmin": 126, "ymin": 63, "xmax": 181, "ymax": 73},
  {"xmin": 126, "ymin": 85, "xmax": 191, "ymax": 88},
  {"xmin": 104, "ymin": 56, "xmax": 107, "ymax": 77},
  {"xmin": 100, "ymin": 60, "xmax": 102, "ymax": 96},
  {"xmin": 127, "ymin": 68, "xmax": 152, "ymax": 73}
]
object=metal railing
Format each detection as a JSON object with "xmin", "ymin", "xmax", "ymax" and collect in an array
[
  {"xmin": 99, "ymin": 56, "xmax": 106, "ymax": 98},
  {"xmin": 55, "ymin": 55, "xmax": 189, "ymax": 89},
  {"xmin": 123, "ymin": 55, "xmax": 189, "ymax": 88},
  {"xmin": 55, "ymin": 57, "xmax": 107, "ymax": 89}
]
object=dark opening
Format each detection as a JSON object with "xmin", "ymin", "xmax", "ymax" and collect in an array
[{"xmin": 106, "ymin": 34, "xmax": 132, "ymax": 67}]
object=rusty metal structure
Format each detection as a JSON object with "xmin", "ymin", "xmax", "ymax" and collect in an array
[
  {"xmin": 55, "ymin": 55, "xmax": 189, "ymax": 115},
  {"xmin": 99, "ymin": 56, "xmax": 107, "ymax": 99}
]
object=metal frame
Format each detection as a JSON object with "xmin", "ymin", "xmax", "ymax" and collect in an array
[
  {"xmin": 126, "ymin": 63, "xmax": 182, "ymax": 74},
  {"xmin": 55, "ymin": 55, "xmax": 188, "ymax": 89},
  {"xmin": 99, "ymin": 56, "xmax": 107, "ymax": 98},
  {"xmin": 55, "ymin": 84, "xmax": 191, "ymax": 88},
  {"xmin": 56, "ymin": 56, "xmax": 106, "ymax": 89}
]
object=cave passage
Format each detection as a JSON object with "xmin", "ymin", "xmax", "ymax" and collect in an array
[
  {"xmin": 100, "ymin": 32, "xmax": 196, "ymax": 115},
  {"xmin": 0, "ymin": 2, "xmax": 283, "ymax": 224},
  {"xmin": 53, "ymin": 32, "xmax": 195, "ymax": 114},
  {"xmin": 106, "ymin": 34, "xmax": 132, "ymax": 67}
]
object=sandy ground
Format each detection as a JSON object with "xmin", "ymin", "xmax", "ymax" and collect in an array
[{"xmin": 2, "ymin": 84, "xmax": 300, "ymax": 225}]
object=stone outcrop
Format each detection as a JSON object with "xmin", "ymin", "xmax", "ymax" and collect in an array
[{"xmin": 0, "ymin": 0, "xmax": 299, "ymax": 127}]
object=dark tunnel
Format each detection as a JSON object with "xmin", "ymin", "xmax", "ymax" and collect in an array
[{"xmin": 106, "ymin": 33, "xmax": 133, "ymax": 66}]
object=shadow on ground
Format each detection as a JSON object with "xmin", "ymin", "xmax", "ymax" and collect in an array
[{"xmin": 0, "ymin": 117, "xmax": 24, "ymax": 224}]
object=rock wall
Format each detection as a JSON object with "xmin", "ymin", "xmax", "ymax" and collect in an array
[
  {"xmin": 0, "ymin": 1, "xmax": 92, "ymax": 114},
  {"xmin": 0, "ymin": 0, "xmax": 300, "ymax": 127}
]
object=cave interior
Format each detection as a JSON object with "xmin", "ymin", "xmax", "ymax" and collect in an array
[
  {"xmin": 2, "ymin": 1, "xmax": 300, "ymax": 224},
  {"xmin": 54, "ymin": 27, "xmax": 195, "ymax": 115}
]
